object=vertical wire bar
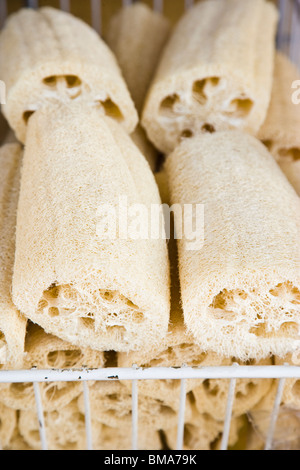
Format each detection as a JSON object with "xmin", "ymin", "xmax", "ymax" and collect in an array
[
  {"xmin": 59, "ymin": 0, "xmax": 70, "ymax": 12},
  {"xmin": 33, "ymin": 382, "xmax": 48, "ymax": 451},
  {"xmin": 131, "ymin": 376, "xmax": 139, "ymax": 450},
  {"xmin": 0, "ymin": 0, "xmax": 7, "ymax": 29},
  {"xmin": 26, "ymin": 0, "xmax": 39, "ymax": 8},
  {"xmin": 278, "ymin": 0, "xmax": 293, "ymax": 54},
  {"xmin": 220, "ymin": 377, "xmax": 237, "ymax": 450},
  {"xmin": 91, "ymin": 0, "xmax": 102, "ymax": 35},
  {"xmin": 176, "ymin": 378, "xmax": 187, "ymax": 451},
  {"xmin": 185, "ymin": 0, "xmax": 194, "ymax": 10},
  {"xmin": 289, "ymin": 1, "xmax": 300, "ymax": 67},
  {"xmin": 277, "ymin": 0, "xmax": 286, "ymax": 49},
  {"xmin": 153, "ymin": 0, "xmax": 163, "ymax": 13},
  {"xmin": 264, "ymin": 377, "xmax": 286, "ymax": 451},
  {"xmin": 83, "ymin": 381, "xmax": 93, "ymax": 451}
]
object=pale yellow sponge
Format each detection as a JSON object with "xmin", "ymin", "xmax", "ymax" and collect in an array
[
  {"xmin": 19, "ymin": 397, "xmax": 162, "ymax": 450},
  {"xmin": 0, "ymin": 143, "xmax": 27, "ymax": 369},
  {"xmin": 0, "ymin": 7, "xmax": 138, "ymax": 143},
  {"xmin": 106, "ymin": 2, "xmax": 171, "ymax": 115},
  {"xmin": 165, "ymin": 131, "xmax": 300, "ymax": 361},
  {"xmin": 142, "ymin": 0, "xmax": 278, "ymax": 154},
  {"xmin": 12, "ymin": 101, "xmax": 170, "ymax": 353},
  {"xmin": 0, "ymin": 323, "xmax": 104, "ymax": 412},
  {"xmin": 259, "ymin": 52, "xmax": 300, "ymax": 196}
]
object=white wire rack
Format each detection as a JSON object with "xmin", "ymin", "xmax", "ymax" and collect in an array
[
  {"xmin": 0, "ymin": 363, "xmax": 300, "ymax": 451},
  {"xmin": 0, "ymin": 0, "xmax": 300, "ymax": 451}
]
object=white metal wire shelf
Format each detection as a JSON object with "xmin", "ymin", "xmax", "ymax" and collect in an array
[
  {"xmin": 0, "ymin": 0, "xmax": 299, "ymax": 452},
  {"xmin": 0, "ymin": 364, "xmax": 299, "ymax": 451}
]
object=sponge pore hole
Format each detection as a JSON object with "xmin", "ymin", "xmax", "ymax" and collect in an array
[
  {"xmin": 23, "ymin": 110, "xmax": 35, "ymax": 124},
  {"xmin": 159, "ymin": 94, "xmax": 180, "ymax": 115},
  {"xmin": 100, "ymin": 98, "xmax": 124, "ymax": 121},
  {"xmin": 278, "ymin": 147, "xmax": 300, "ymax": 162},
  {"xmin": 193, "ymin": 79, "xmax": 208, "ymax": 105},
  {"xmin": 225, "ymin": 97, "xmax": 253, "ymax": 118},
  {"xmin": 46, "ymin": 350, "xmax": 82, "ymax": 368}
]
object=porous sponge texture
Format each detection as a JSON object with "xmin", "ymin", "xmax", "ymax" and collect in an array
[
  {"xmin": 0, "ymin": 143, "xmax": 27, "ymax": 368},
  {"xmin": 142, "ymin": 0, "xmax": 278, "ymax": 154},
  {"xmin": 165, "ymin": 130, "xmax": 300, "ymax": 361},
  {"xmin": 12, "ymin": 101, "xmax": 170, "ymax": 353},
  {"xmin": 0, "ymin": 7, "xmax": 138, "ymax": 143},
  {"xmin": 259, "ymin": 52, "xmax": 300, "ymax": 196},
  {"xmin": 106, "ymin": 2, "xmax": 171, "ymax": 115}
]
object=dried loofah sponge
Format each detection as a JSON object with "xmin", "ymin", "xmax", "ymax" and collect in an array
[
  {"xmin": 93, "ymin": 421, "xmax": 162, "ymax": 451},
  {"xmin": 19, "ymin": 397, "xmax": 162, "ymax": 450},
  {"xmin": 118, "ymin": 168, "xmax": 222, "ymax": 401},
  {"xmin": 165, "ymin": 130, "xmax": 300, "ymax": 361},
  {"xmin": 106, "ymin": 2, "xmax": 171, "ymax": 116},
  {"xmin": 19, "ymin": 399, "xmax": 89, "ymax": 450},
  {"xmin": 142, "ymin": 0, "xmax": 278, "ymax": 154},
  {"xmin": 0, "ymin": 143, "xmax": 27, "ymax": 368},
  {"xmin": 258, "ymin": 52, "xmax": 300, "ymax": 196},
  {"xmin": 77, "ymin": 380, "xmax": 192, "ymax": 432},
  {"xmin": 192, "ymin": 357, "xmax": 274, "ymax": 421},
  {"xmin": 0, "ymin": 402, "xmax": 17, "ymax": 449},
  {"xmin": 106, "ymin": 3, "xmax": 170, "ymax": 172},
  {"xmin": 12, "ymin": 101, "xmax": 170, "ymax": 353},
  {"xmin": 130, "ymin": 125, "xmax": 160, "ymax": 172},
  {"xmin": 249, "ymin": 379, "xmax": 300, "ymax": 450},
  {"xmin": 0, "ymin": 322, "xmax": 105, "ymax": 412},
  {"xmin": 0, "ymin": 7, "xmax": 138, "ymax": 144},
  {"xmin": 163, "ymin": 405, "xmax": 245, "ymax": 451}
]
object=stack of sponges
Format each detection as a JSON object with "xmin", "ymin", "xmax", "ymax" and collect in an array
[{"xmin": 0, "ymin": 0, "xmax": 299, "ymax": 451}]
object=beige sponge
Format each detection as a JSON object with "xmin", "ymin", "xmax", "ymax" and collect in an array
[
  {"xmin": 106, "ymin": 2, "xmax": 171, "ymax": 115},
  {"xmin": 106, "ymin": 3, "xmax": 170, "ymax": 172},
  {"xmin": 192, "ymin": 358, "xmax": 274, "ymax": 421},
  {"xmin": 77, "ymin": 380, "xmax": 192, "ymax": 432},
  {"xmin": 163, "ymin": 406, "xmax": 245, "ymax": 451},
  {"xmin": 118, "ymin": 168, "xmax": 221, "ymax": 401},
  {"xmin": 0, "ymin": 143, "xmax": 27, "ymax": 368},
  {"xmin": 0, "ymin": 402, "xmax": 17, "ymax": 449},
  {"xmin": 142, "ymin": 0, "xmax": 278, "ymax": 154},
  {"xmin": 93, "ymin": 422, "xmax": 162, "ymax": 451},
  {"xmin": 0, "ymin": 323, "xmax": 104, "ymax": 412},
  {"xmin": 12, "ymin": 101, "xmax": 170, "ymax": 353},
  {"xmin": 19, "ymin": 397, "xmax": 162, "ymax": 450},
  {"xmin": 249, "ymin": 379, "xmax": 300, "ymax": 450},
  {"xmin": 0, "ymin": 7, "xmax": 138, "ymax": 144},
  {"xmin": 165, "ymin": 131, "xmax": 300, "ymax": 361},
  {"xmin": 130, "ymin": 125, "xmax": 160, "ymax": 172},
  {"xmin": 259, "ymin": 52, "xmax": 300, "ymax": 196}
]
